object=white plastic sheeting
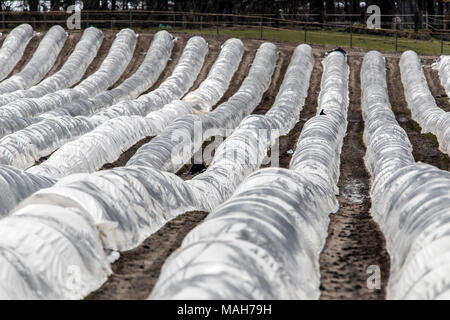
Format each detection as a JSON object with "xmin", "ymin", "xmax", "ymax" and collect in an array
[
  {"xmin": 400, "ymin": 51, "xmax": 450, "ymax": 156},
  {"xmin": 19, "ymin": 42, "xmax": 280, "ymax": 254},
  {"xmin": 0, "ymin": 165, "xmax": 55, "ymax": 218},
  {"xmin": 0, "ymin": 28, "xmax": 138, "ymax": 121},
  {"xmin": 0, "ymin": 42, "xmax": 321, "ymax": 300},
  {"xmin": 0, "ymin": 25, "xmax": 67, "ymax": 95},
  {"xmin": 0, "ymin": 24, "xmax": 34, "ymax": 82},
  {"xmin": 89, "ymin": 36, "xmax": 208, "ymax": 124},
  {"xmin": 0, "ymin": 116, "xmax": 95, "ymax": 169},
  {"xmin": 362, "ymin": 51, "xmax": 414, "ymax": 182},
  {"xmin": 0, "ymin": 203, "xmax": 111, "ymax": 299},
  {"xmin": 150, "ymin": 168, "xmax": 338, "ymax": 300},
  {"xmin": 149, "ymin": 49, "xmax": 347, "ymax": 300},
  {"xmin": 362, "ymin": 51, "xmax": 450, "ymax": 299},
  {"xmin": 29, "ymin": 38, "xmax": 243, "ymax": 178},
  {"xmin": 0, "ymin": 34, "xmax": 203, "ymax": 170},
  {"xmin": 0, "ymin": 34, "xmax": 208, "ymax": 219},
  {"xmin": 43, "ymin": 30, "xmax": 176, "ymax": 117},
  {"xmin": 126, "ymin": 43, "xmax": 279, "ymax": 171},
  {"xmin": 0, "ymin": 27, "xmax": 104, "ymax": 106}
]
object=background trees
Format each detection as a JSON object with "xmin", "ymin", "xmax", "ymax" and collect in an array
[{"xmin": 0, "ymin": 0, "xmax": 447, "ymax": 17}]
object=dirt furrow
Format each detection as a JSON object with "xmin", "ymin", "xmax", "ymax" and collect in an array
[
  {"xmin": 86, "ymin": 211, "xmax": 208, "ymax": 300},
  {"xmin": 319, "ymin": 54, "xmax": 390, "ymax": 300}
]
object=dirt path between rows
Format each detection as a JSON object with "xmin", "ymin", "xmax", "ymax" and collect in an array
[
  {"xmin": 86, "ymin": 211, "xmax": 208, "ymax": 300},
  {"xmin": 319, "ymin": 54, "xmax": 390, "ymax": 300}
]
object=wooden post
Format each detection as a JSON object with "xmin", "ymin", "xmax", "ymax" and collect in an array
[
  {"xmin": 216, "ymin": 15, "xmax": 219, "ymax": 35},
  {"xmin": 260, "ymin": 16, "xmax": 263, "ymax": 40},
  {"xmin": 350, "ymin": 24, "xmax": 353, "ymax": 48},
  {"xmin": 200, "ymin": 15, "xmax": 203, "ymax": 32},
  {"xmin": 304, "ymin": 27, "xmax": 307, "ymax": 43},
  {"xmin": 395, "ymin": 31, "xmax": 398, "ymax": 52}
]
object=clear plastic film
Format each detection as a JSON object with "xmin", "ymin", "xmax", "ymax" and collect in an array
[
  {"xmin": 0, "ymin": 42, "xmax": 312, "ymax": 298},
  {"xmin": 0, "ymin": 25, "xmax": 67, "ymax": 95},
  {"xmin": 0, "ymin": 24, "xmax": 34, "ymax": 82},
  {"xmin": 0, "ymin": 203, "xmax": 110, "ymax": 299},
  {"xmin": 0, "ymin": 34, "xmax": 204, "ymax": 171},
  {"xmin": 0, "ymin": 116, "xmax": 95, "ymax": 169},
  {"xmin": 30, "ymin": 38, "xmax": 243, "ymax": 179},
  {"xmin": 362, "ymin": 50, "xmax": 450, "ymax": 299},
  {"xmin": 0, "ymin": 43, "xmax": 315, "ymax": 299},
  {"xmin": 19, "ymin": 42, "xmax": 280, "ymax": 253},
  {"xmin": 89, "ymin": 36, "xmax": 208, "ymax": 124},
  {"xmin": 150, "ymin": 168, "xmax": 337, "ymax": 300},
  {"xmin": 43, "ymin": 30, "xmax": 176, "ymax": 118},
  {"xmin": 0, "ymin": 27, "xmax": 104, "ymax": 106},
  {"xmin": 149, "ymin": 50, "xmax": 346, "ymax": 300},
  {"xmin": 0, "ymin": 165, "xmax": 55, "ymax": 218},
  {"xmin": 0, "ymin": 28, "xmax": 138, "ymax": 121},
  {"xmin": 290, "ymin": 50, "xmax": 349, "ymax": 193},
  {"xmin": 126, "ymin": 43, "xmax": 279, "ymax": 171},
  {"xmin": 361, "ymin": 51, "xmax": 414, "ymax": 183}
]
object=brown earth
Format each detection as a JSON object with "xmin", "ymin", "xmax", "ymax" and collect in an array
[
  {"xmin": 319, "ymin": 54, "xmax": 390, "ymax": 300},
  {"xmin": 86, "ymin": 211, "xmax": 208, "ymax": 300}
]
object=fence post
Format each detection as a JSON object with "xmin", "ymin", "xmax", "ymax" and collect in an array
[
  {"xmin": 395, "ymin": 31, "xmax": 398, "ymax": 52},
  {"xmin": 216, "ymin": 15, "xmax": 219, "ymax": 35},
  {"xmin": 260, "ymin": 16, "xmax": 263, "ymax": 40},
  {"xmin": 304, "ymin": 27, "xmax": 307, "ymax": 44},
  {"xmin": 200, "ymin": 15, "xmax": 203, "ymax": 32},
  {"xmin": 350, "ymin": 24, "xmax": 353, "ymax": 48},
  {"xmin": 441, "ymin": 36, "xmax": 444, "ymax": 54},
  {"xmin": 85, "ymin": 11, "xmax": 89, "ymax": 28},
  {"xmin": 129, "ymin": 10, "xmax": 132, "ymax": 28},
  {"xmin": 2, "ymin": 12, "xmax": 4, "ymax": 29}
]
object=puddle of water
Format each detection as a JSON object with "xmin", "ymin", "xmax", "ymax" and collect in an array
[
  {"xmin": 397, "ymin": 114, "xmax": 409, "ymax": 123},
  {"xmin": 340, "ymin": 178, "xmax": 366, "ymax": 204}
]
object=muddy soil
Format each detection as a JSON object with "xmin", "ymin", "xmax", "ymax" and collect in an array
[
  {"xmin": 87, "ymin": 211, "xmax": 208, "ymax": 300},
  {"xmin": 319, "ymin": 54, "xmax": 390, "ymax": 300}
]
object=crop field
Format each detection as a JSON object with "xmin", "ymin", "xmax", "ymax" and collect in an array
[{"xmin": 0, "ymin": 23, "xmax": 449, "ymax": 300}]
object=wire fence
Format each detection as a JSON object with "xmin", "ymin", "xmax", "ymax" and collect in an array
[{"xmin": 0, "ymin": 10, "xmax": 449, "ymax": 54}]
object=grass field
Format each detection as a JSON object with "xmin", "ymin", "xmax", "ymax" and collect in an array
[{"xmin": 153, "ymin": 26, "xmax": 449, "ymax": 55}]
